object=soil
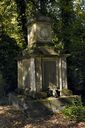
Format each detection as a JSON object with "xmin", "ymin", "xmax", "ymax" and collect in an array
[{"xmin": 0, "ymin": 105, "xmax": 85, "ymax": 128}]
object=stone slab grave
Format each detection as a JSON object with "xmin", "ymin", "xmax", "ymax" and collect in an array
[{"xmin": 9, "ymin": 93, "xmax": 81, "ymax": 119}]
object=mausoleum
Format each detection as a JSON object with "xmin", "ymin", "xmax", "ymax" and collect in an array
[{"xmin": 18, "ymin": 16, "xmax": 68, "ymax": 97}]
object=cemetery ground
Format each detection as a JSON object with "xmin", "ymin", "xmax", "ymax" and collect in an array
[{"xmin": 0, "ymin": 104, "xmax": 85, "ymax": 128}]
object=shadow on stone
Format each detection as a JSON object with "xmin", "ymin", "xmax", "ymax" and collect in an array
[{"xmin": 9, "ymin": 94, "xmax": 81, "ymax": 120}]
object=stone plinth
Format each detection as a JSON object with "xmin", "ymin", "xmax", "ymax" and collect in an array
[
  {"xmin": 9, "ymin": 94, "xmax": 81, "ymax": 116},
  {"xmin": 27, "ymin": 16, "xmax": 53, "ymax": 48}
]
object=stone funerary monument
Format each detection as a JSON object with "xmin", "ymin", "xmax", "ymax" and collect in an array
[{"xmin": 18, "ymin": 16, "xmax": 68, "ymax": 97}]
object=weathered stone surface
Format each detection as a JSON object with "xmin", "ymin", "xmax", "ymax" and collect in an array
[
  {"xmin": 18, "ymin": 16, "xmax": 68, "ymax": 96},
  {"xmin": 9, "ymin": 94, "xmax": 81, "ymax": 115},
  {"xmin": 27, "ymin": 16, "xmax": 53, "ymax": 48},
  {"xmin": 18, "ymin": 56, "xmax": 68, "ymax": 96},
  {"xmin": 35, "ymin": 58, "xmax": 42, "ymax": 92}
]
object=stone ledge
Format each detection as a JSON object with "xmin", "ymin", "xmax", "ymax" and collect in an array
[{"xmin": 9, "ymin": 94, "xmax": 81, "ymax": 115}]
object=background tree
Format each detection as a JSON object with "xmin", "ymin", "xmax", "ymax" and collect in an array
[
  {"xmin": 0, "ymin": 0, "xmax": 20, "ymax": 95},
  {"xmin": 67, "ymin": 0, "xmax": 85, "ymax": 96}
]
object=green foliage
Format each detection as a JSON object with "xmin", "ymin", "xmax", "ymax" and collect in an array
[
  {"xmin": 0, "ymin": 0, "xmax": 25, "ymax": 47},
  {"xmin": 62, "ymin": 98, "xmax": 85, "ymax": 121},
  {"xmin": 62, "ymin": 105, "xmax": 85, "ymax": 121},
  {"xmin": 0, "ymin": 34, "xmax": 19, "ymax": 95}
]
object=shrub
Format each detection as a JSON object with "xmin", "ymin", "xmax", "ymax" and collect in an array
[{"xmin": 62, "ymin": 98, "xmax": 85, "ymax": 121}]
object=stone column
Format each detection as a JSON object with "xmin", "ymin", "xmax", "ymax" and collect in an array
[
  {"xmin": 30, "ymin": 58, "xmax": 36, "ymax": 92},
  {"xmin": 56, "ymin": 58, "xmax": 59, "ymax": 88},
  {"xmin": 61, "ymin": 57, "xmax": 68, "ymax": 89},
  {"xmin": 18, "ymin": 61, "xmax": 24, "ymax": 89},
  {"xmin": 59, "ymin": 58, "xmax": 63, "ymax": 95},
  {"xmin": 35, "ymin": 57, "xmax": 42, "ymax": 92}
]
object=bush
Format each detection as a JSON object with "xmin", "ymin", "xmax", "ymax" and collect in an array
[
  {"xmin": 62, "ymin": 106, "xmax": 85, "ymax": 121},
  {"xmin": 62, "ymin": 98, "xmax": 85, "ymax": 121}
]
